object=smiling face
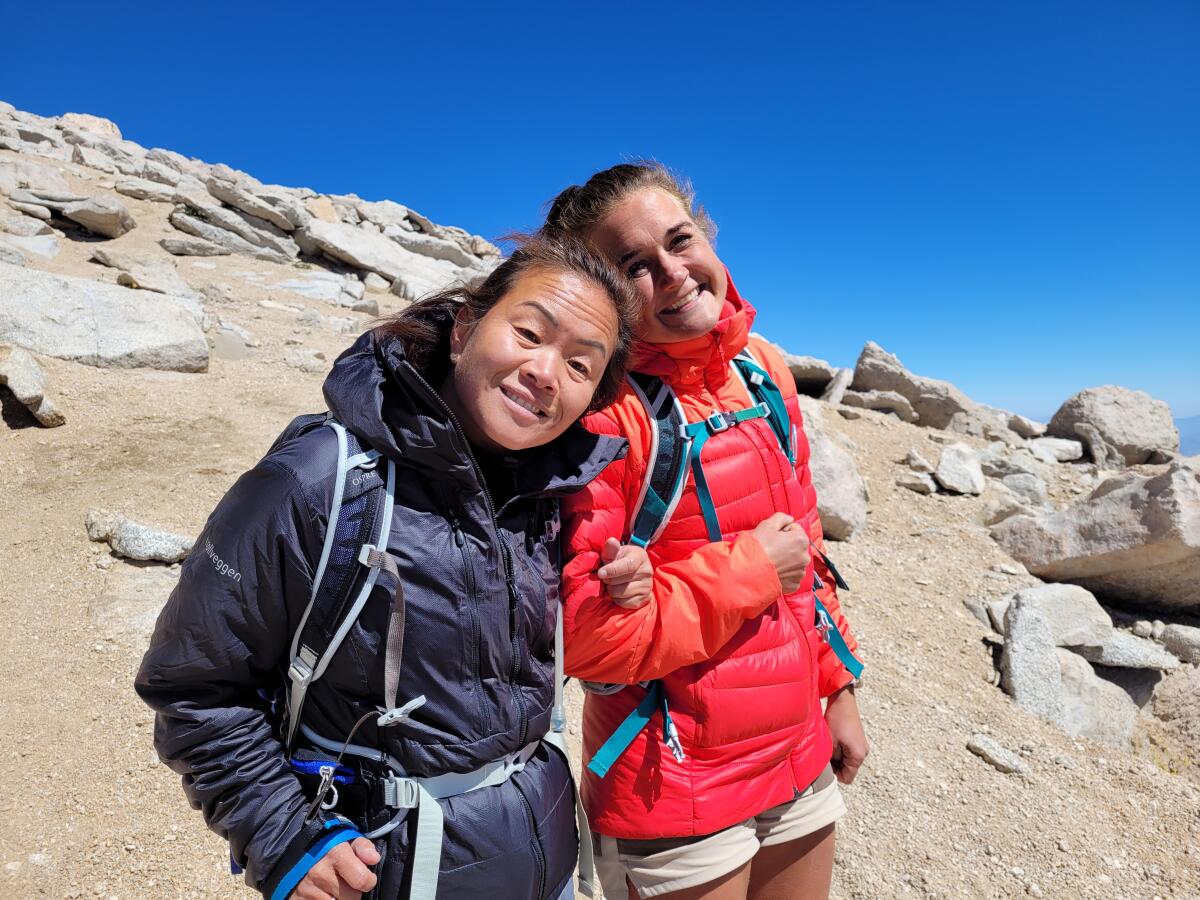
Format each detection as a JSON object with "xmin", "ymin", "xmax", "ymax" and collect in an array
[
  {"xmin": 589, "ymin": 188, "xmax": 728, "ymax": 344},
  {"xmin": 441, "ymin": 267, "xmax": 618, "ymax": 453}
]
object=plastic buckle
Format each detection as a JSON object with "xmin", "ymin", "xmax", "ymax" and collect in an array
[
  {"xmin": 358, "ymin": 544, "xmax": 379, "ymax": 567},
  {"xmin": 706, "ymin": 411, "xmax": 732, "ymax": 433},
  {"xmin": 288, "ymin": 656, "xmax": 313, "ymax": 686},
  {"xmin": 383, "ymin": 776, "xmax": 420, "ymax": 808}
]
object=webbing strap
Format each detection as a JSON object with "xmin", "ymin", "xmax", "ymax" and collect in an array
[
  {"xmin": 408, "ymin": 783, "xmax": 444, "ymax": 900},
  {"xmin": 683, "ymin": 405, "xmax": 771, "ymax": 543},
  {"xmin": 815, "ymin": 596, "xmax": 864, "ymax": 681},
  {"xmin": 733, "ymin": 351, "xmax": 794, "ymax": 463},
  {"xmin": 587, "ymin": 682, "xmax": 662, "ymax": 778}
]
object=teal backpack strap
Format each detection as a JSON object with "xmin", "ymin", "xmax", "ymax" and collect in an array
[
  {"xmin": 812, "ymin": 568, "xmax": 865, "ymax": 681},
  {"xmin": 732, "ymin": 349, "xmax": 794, "ymax": 464},
  {"xmin": 682, "ymin": 406, "xmax": 769, "ymax": 543},
  {"xmin": 587, "ymin": 682, "xmax": 663, "ymax": 778},
  {"xmin": 626, "ymin": 373, "xmax": 690, "ymax": 548}
]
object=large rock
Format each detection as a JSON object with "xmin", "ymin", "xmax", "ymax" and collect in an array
[
  {"xmin": 1048, "ymin": 386, "xmax": 1179, "ymax": 465},
  {"xmin": 820, "ymin": 367, "xmax": 852, "ymax": 404},
  {"xmin": 90, "ymin": 247, "xmax": 194, "ymax": 296},
  {"xmin": 840, "ymin": 389, "xmax": 917, "ymax": 422},
  {"xmin": 0, "ymin": 344, "xmax": 65, "ymax": 426},
  {"xmin": 850, "ymin": 341, "xmax": 1011, "ymax": 435},
  {"xmin": 1000, "ymin": 472, "xmax": 1050, "ymax": 509},
  {"xmin": 274, "ymin": 272, "xmax": 376, "ymax": 314},
  {"xmin": 300, "ymin": 218, "xmax": 477, "ymax": 298},
  {"xmin": 934, "ymin": 443, "xmax": 986, "ymax": 494},
  {"xmin": 168, "ymin": 207, "xmax": 293, "ymax": 263},
  {"xmin": 1000, "ymin": 597, "xmax": 1064, "ymax": 724},
  {"xmin": 796, "ymin": 397, "xmax": 868, "ymax": 540},
  {"xmin": 1073, "ymin": 422, "xmax": 1125, "ymax": 470},
  {"xmin": 177, "ymin": 203, "xmax": 298, "ymax": 259},
  {"xmin": 987, "ymin": 583, "xmax": 1113, "ymax": 650},
  {"xmin": 754, "ymin": 339, "xmax": 835, "ymax": 396},
  {"xmin": 1055, "ymin": 650, "xmax": 1138, "ymax": 747},
  {"xmin": 1160, "ymin": 624, "xmax": 1200, "ymax": 664},
  {"xmin": 0, "ymin": 263, "xmax": 208, "ymax": 372},
  {"xmin": 59, "ymin": 112, "xmax": 121, "ymax": 140},
  {"xmin": 990, "ymin": 462, "xmax": 1200, "ymax": 612},
  {"xmin": 0, "ymin": 240, "xmax": 23, "ymax": 265},
  {"xmin": 61, "ymin": 197, "xmax": 136, "ymax": 238},
  {"xmin": 206, "ymin": 177, "xmax": 308, "ymax": 232},
  {"xmin": 1075, "ymin": 630, "xmax": 1180, "ymax": 670},
  {"xmin": 159, "ymin": 236, "xmax": 230, "ymax": 257},
  {"xmin": 0, "ymin": 158, "xmax": 72, "ymax": 196},
  {"xmin": 107, "ymin": 518, "xmax": 192, "ymax": 563},
  {"xmin": 114, "ymin": 177, "xmax": 178, "ymax": 203}
]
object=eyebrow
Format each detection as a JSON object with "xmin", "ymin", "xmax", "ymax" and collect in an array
[
  {"xmin": 518, "ymin": 300, "xmax": 608, "ymax": 354},
  {"xmin": 616, "ymin": 221, "xmax": 692, "ymax": 267}
]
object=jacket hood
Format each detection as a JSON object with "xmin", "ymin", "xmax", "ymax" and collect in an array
[
  {"xmin": 323, "ymin": 329, "xmax": 626, "ymax": 498},
  {"xmin": 630, "ymin": 269, "xmax": 757, "ymax": 387}
]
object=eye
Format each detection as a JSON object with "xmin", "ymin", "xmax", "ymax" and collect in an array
[
  {"xmin": 626, "ymin": 259, "xmax": 649, "ymax": 278},
  {"xmin": 670, "ymin": 232, "xmax": 693, "ymax": 249},
  {"xmin": 568, "ymin": 359, "xmax": 591, "ymax": 377},
  {"xmin": 515, "ymin": 326, "xmax": 541, "ymax": 343}
]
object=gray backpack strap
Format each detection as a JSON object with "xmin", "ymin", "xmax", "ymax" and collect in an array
[
  {"xmin": 284, "ymin": 419, "xmax": 397, "ymax": 749},
  {"xmin": 625, "ymin": 372, "xmax": 690, "ymax": 548}
]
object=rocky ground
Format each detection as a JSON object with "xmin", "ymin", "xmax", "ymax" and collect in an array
[{"xmin": 1, "ymin": 102, "xmax": 1198, "ymax": 899}]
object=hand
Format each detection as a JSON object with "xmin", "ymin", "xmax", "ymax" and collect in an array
[
  {"xmin": 751, "ymin": 513, "xmax": 811, "ymax": 594},
  {"xmin": 826, "ymin": 686, "xmax": 868, "ymax": 785},
  {"xmin": 597, "ymin": 538, "xmax": 654, "ymax": 609},
  {"xmin": 293, "ymin": 837, "xmax": 380, "ymax": 900}
]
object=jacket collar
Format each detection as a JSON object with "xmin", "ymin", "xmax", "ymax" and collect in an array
[
  {"xmin": 629, "ymin": 269, "xmax": 756, "ymax": 388},
  {"xmin": 323, "ymin": 330, "xmax": 626, "ymax": 499}
]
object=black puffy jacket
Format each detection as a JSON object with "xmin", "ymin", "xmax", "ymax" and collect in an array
[{"xmin": 135, "ymin": 330, "xmax": 625, "ymax": 898}]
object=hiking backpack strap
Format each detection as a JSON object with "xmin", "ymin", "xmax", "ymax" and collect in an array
[
  {"xmin": 731, "ymin": 347, "xmax": 795, "ymax": 464},
  {"xmin": 625, "ymin": 372, "xmax": 691, "ymax": 548},
  {"xmin": 284, "ymin": 419, "xmax": 399, "ymax": 751}
]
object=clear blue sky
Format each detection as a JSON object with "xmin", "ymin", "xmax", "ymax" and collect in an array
[{"xmin": 4, "ymin": 1, "xmax": 1197, "ymax": 419}]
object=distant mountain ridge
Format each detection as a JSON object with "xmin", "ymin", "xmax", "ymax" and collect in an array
[{"xmin": 1177, "ymin": 415, "xmax": 1200, "ymax": 456}]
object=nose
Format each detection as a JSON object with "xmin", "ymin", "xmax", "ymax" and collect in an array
[
  {"xmin": 521, "ymin": 348, "xmax": 559, "ymax": 394},
  {"xmin": 655, "ymin": 249, "xmax": 687, "ymax": 292}
]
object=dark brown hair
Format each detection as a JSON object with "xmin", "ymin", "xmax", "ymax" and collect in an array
[
  {"xmin": 374, "ymin": 235, "xmax": 639, "ymax": 411},
  {"xmin": 540, "ymin": 161, "xmax": 716, "ymax": 243}
]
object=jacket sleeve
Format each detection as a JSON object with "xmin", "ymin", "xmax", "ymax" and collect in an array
[
  {"xmin": 752, "ymin": 337, "xmax": 861, "ymax": 697},
  {"xmin": 134, "ymin": 457, "xmax": 361, "ymax": 898},
  {"xmin": 561, "ymin": 405, "xmax": 784, "ymax": 684}
]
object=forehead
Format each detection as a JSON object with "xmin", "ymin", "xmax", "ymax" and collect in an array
[
  {"xmin": 496, "ymin": 267, "xmax": 618, "ymax": 349},
  {"xmin": 592, "ymin": 188, "xmax": 691, "ymax": 254}
]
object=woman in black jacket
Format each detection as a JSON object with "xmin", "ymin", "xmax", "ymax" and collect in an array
[{"xmin": 136, "ymin": 237, "xmax": 647, "ymax": 900}]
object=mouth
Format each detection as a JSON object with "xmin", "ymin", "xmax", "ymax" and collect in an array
[
  {"xmin": 660, "ymin": 284, "xmax": 707, "ymax": 316},
  {"xmin": 500, "ymin": 385, "xmax": 548, "ymax": 419}
]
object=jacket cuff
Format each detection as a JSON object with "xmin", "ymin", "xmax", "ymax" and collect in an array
[{"xmin": 262, "ymin": 816, "xmax": 364, "ymax": 900}]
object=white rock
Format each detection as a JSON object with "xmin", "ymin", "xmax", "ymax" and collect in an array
[
  {"xmin": 820, "ymin": 367, "xmax": 852, "ymax": 404},
  {"xmin": 1159, "ymin": 623, "xmax": 1200, "ymax": 664},
  {"xmin": 934, "ymin": 443, "xmax": 986, "ymax": 495},
  {"xmin": 107, "ymin": 519, "xmax": 192, "ymax": 563},
  {"xmin": 0, "ymin": 344, "xmax": 65, "ymax": 426},
  {"xmin": 0, "ymin": 232, "xmax": 60, "ymax": 259},
  {"xmin": 59, "ymin": 112, "xmax": 121, "ymax": 140},
  {"xmin": 1048, "ymin": 385, "xmax": 1179, "ymax": 465},
  {"xmin": 1001, "ymin": 472, "xmax": 1050, "ymax": 508},
  {"xmin": 1056, "ymin": 650, "xmax": 1139, "ymax": 747},
  {"xmin": 285, "ymin": 348, "xmax": 327, "ymax": 374},
  {"xmin": 796, "ymin": 397, "xmax": 868, "ymax": 540},
  {"xmin": 966, "ymin": 734, "xmax": 1028, "ymax": 774},
  {"xmin": 0, "ymin": 240, "xmax": 24, "ymax": 265},
  {"xmin": 1076, "ymin": 630, "xmax": 1180, "ymax": 670},
  {"xmin": 90, "ymin": 248, "xmax": 194, "ymax": 296},
  {"xmin": 1001, "ymin": 596, "xmax": 1065, "ymax": 724},
  {"xmin": 0, "ymin": 263, "xmax": 207, "ymax": 372},
  {"xmin": 114, "ymin": 178, "xmax": 177, "ymax": 203},
  {"xmin": 159, "ymin": 236, "xmax": 230, "ymax": 257},
  {"xmin": 987, "ymin": 584, "xmax": 1113, "ymax": 649},
  {"xmin": 61, "ymin": 197, "xmax": 136, "ymax": 238},
  {"xmin": 1029, "ymin": 436, "xmax": 1085, "ymax": 462},
  {"xmin": 841, "ymin": 389, "xmax": 918, "ymax": 422},
  {"xmin": 991, "ymin": 462, "xmax": 1200, "ymax": 613}
]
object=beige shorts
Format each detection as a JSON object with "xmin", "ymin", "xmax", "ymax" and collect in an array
[{"xmin": 593, "ymin": 765, "xmax": 846, "ymax": 899}]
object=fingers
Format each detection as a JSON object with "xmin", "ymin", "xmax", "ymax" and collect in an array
[
  {"xmin": 759, "ymin": 511, "xmax": 796, "ymax": 531},
  {"xmin": 598, "ymin": 554, "xmax": 639, "ymax": 583},
  {"xmin": 600, "ymin": 536, "xmax": 620, "ymax": 564},
  {"xmin": 350, "ymin": 836, "xmax": 381, "ymax": 867}
]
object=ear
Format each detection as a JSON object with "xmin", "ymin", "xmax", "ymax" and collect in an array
[{"xmin": 449, "ymin": 305, "xmax": 477, "ymax": 357}]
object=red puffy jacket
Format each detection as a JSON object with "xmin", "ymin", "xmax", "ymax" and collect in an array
[{"xmin": 561, "ymin": 278, "xmax": 859, "ymax": 839}]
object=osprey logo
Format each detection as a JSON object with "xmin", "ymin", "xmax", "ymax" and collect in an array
[{"xmin": 351, "ymin": 469, "xmax": 381, "ymax": 488}]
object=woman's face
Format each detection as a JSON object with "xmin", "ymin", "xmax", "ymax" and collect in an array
[
  {"xmin": 443, "ymin": 267, "xmax": 618, "ymax": 453},
  {"xmin": 589, "ymin": 188, "xmax": 727, "ymax": 344}
]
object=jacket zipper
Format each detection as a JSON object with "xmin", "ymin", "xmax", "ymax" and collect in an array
[
  {"xmin": 515, "ymin": 781, "xmax": 547, "ymax": 899},
  {"xmin": 406, "ymin": 364, "xmax": 529, "ymax": 745},
  {"xmin": 451, "ymin": 517, "xmax": 489, "ymax": 732}
]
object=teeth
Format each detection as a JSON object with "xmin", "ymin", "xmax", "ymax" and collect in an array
[
  {"xmin": 503, "ymin": 387, "xmax": 543, "ymax": 416},
  {"xmin": 664, "ymin": 286, "xmax": 700, "ymax": 313}
]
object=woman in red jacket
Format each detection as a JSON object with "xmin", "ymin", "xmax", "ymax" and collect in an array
[{"xmin": 542, "ymin": 164, "xmax": 869, "ymax": 900}]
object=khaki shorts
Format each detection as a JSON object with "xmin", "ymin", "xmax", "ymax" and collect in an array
[{"xmin": 593, "ymin": 765, "xmax": 846, "ymax": 899}]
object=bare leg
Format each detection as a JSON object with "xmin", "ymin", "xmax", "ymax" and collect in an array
[
  {"xmin": 628, "ymin": 861, "xmax": 753, "ymax": 900},
  {"xmin": 746, "ymin": 825, "xmax": 835, "ymax": 900}
]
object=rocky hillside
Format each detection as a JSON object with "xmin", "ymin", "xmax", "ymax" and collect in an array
[{"xmin": 2, "ymin": 101, "xmax": 1198, "ymax": 899}]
